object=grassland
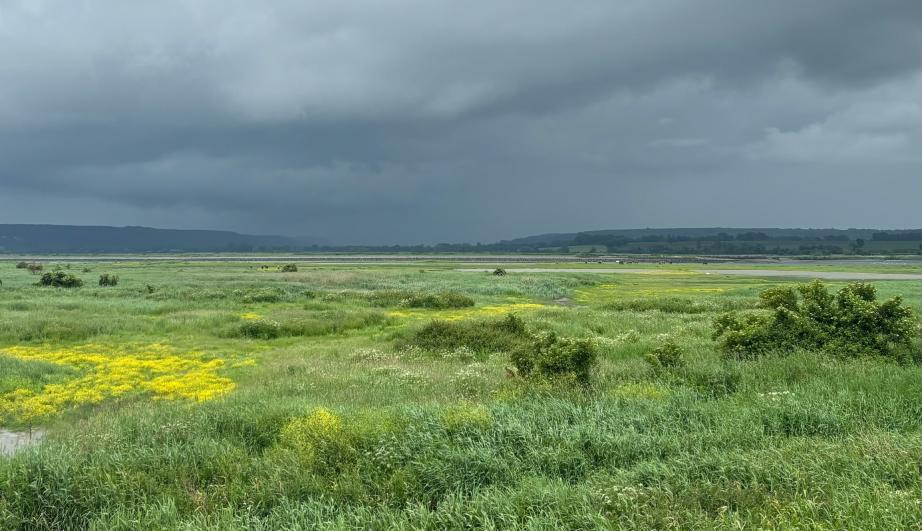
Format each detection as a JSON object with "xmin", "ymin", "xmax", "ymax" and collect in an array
[{"xmin": 0, "ymin": 260, "xmax": 920, "ymax": 529}]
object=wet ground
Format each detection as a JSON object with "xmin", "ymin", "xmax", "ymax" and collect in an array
[
  {"xmin": 457, "ymin": 268, "xmax": 922, "ymax": 280},
  {"xmin": 0, "ymin": 429, "xmax": 44, "ymax": 456}
]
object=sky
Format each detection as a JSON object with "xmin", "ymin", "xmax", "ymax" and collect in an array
[{"xmin": 0, "ymin": 0, "xmax": 919, "ymax": 244}]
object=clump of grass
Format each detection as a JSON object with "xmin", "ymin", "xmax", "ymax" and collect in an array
[
  {"xmin": 36, "ymin": 271, "xmax": 83, "ymax": 288},
  {"xmin": 604, "ymin": 297, "xmax": 755, "ymax": 313},
  {"xmin": 402, "ymin": 291, "xmax": 474, "ymax": 309},
  {"xmin": 228, "ymin": 311, "xmax": 387, "ymax": 340},
  {"xmin": 280, "ymin": 263, "xmax": 298, "ymax": 273},
  {"xmin": 400, "ymin": 314, "xmax": 528, "ymax": 354}
]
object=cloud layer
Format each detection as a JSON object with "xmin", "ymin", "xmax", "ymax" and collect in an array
[{"xmin": 1, "ymin": 0, "xmax": 919, "ymax": 242}]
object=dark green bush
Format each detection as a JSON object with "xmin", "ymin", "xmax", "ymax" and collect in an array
[
  {"xmin": 713, "ymin": 280, "xmax": 917, "ymax": 361},
  {"xmin": 511, "ymin": 332, "xmax": 597, "ymax": 387},
  {"xmin": 280, "ymin": 264, "xmax": 298, "ymax": 273},
  {"xmin": 98, "ymin": 273, "xmax": 119, "ymax": 287},
  {"xmin": 402, "ymin": 314, "xmax": 529, "ymax": 353},
  {"xmin": 493, "ymin": 268, "xmax": 507, "ymax": 276},
  {"xmin": 36, "ymin": 271, "xmax": 83, "ymax": 288},
  {"xmin": 645, "ymin": 341, "xmax": 685, "ymax": 372}
]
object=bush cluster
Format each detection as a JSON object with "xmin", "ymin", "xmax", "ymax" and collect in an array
[
  {"xmin": 98, "ymin": 273, "xmax": 119, "ymax": 287},
  {"xmin": 511, "ymin": 332, "xmax": 597, "ymax": 387},
  {"xmin": 713, "ymin": 281, "xmax": 917, "ymax": 361},
  {"xmin": 280, "ymin": 264, "xmax": 298, "ymax": 273},
  {"xmin": 36, "ymin": 271, "xmax": 83, "ymax": 288}
]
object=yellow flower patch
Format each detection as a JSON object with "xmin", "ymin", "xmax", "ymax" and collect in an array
[
  {"xmin": 240, "ymin": 312, "xmax": 262, "ymax": 320},
  {"xmin": 0, "ymin": 343, "xmax": 242, "ymax": 423},
  {"xmin": 388, "ymin": 302, "xmax": 545, "ymax": 321}
]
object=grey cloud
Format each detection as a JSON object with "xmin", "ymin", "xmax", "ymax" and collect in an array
[{"xmin": 0, "ymin": 0, "xmax": 919, "ymax": 243}]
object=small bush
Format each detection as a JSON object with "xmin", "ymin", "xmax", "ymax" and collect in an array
[
  {"xmin": 98, "ymin": 273, "xmax": 119, "ymax": 287},
  {"xmin": 493, "ymin": 268, "xmax": 507, "ymax": 276},
  {"xmin": 15, "ymin": 261, "xmax": 28, "ymax": 269},
  {"xmin": 280, "ymin": 264, "xmax": 298, "ymax": 273},
  {"xmin": 713, "ymin": 280, "xmax": 917, "ymax": 361},
  {"xmin": 511, "ymin": 332, "xmax": 597, "ymax": 387},
  {"xmin": 36, "ymin": 271, "xmax": 83, "ymax": 288},
  {"xmin": 645, "ymin": 341, "xmax": 685, "ymax": 372}
]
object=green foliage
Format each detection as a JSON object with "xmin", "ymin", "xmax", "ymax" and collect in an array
[
  {"xmin": 714, "ymin": 281, "xmax": 918, "ymax": 360},
  {"xmin": 493, "ymin": 268, "xmax": 506, "ymax": 276},
  {"xmin": 36, "ymin": 271, "xmax": 83, "ymax": 288},
  {"xmin": 402, "ymin": 291, "xmax": 474, "ymax": 309},
  {"xmin": 280, "ymin": 263, "xmax": 298, "ymax": 273},
  {"xmin": 511, "ymin": 332, "xmax": 597, "ymax": 387},
  {"xmin": 402, "ymin": 314, "xmax": 529, "ymax": 354},
  {"xmin": 98, "ymin": 273, "xmax": 119, "ymax": 287},
  {"xmin": 645, "ymin": 341, "xmax": 685, "ymax": 372}
]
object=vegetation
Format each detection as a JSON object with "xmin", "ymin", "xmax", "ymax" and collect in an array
[
  {"xmin": 35, "ymin": 271, "xmax": 83, "ymax": 288},
  {"xmin": 0, "ymin": 260, "xmax": 919, "ymax": 528},
  {"xmin": 98, "ymin": 273, "xmax": 119, "ymax": 286},
  {"xmin": 713, "ymin": 280, "xmax": 917, "ymax": 361},
  {"xmin": 280, "ymin": 263, "xmax": 298, "ymax": 273}
]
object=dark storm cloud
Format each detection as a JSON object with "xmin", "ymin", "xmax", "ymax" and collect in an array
[{"xmin": 0, "ymin": 0, "xmax": 919, "ymax": 243}]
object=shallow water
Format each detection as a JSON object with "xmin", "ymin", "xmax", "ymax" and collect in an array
[
  {"xmin": 0, "ymin": 428, "xmax": 45, "ymax": 456},
  {"xmin": 457, "ymin": 268, "xmax": 922, "ymax": 280}
]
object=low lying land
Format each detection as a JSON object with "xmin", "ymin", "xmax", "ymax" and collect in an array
[{"xmin": 0, "ymin": 259, "xmax": 919, "ymax": 529}]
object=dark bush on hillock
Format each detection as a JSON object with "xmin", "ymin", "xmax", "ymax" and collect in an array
[
  {"xmin": 280, "ymin": 264, "xmax": 298, "ymax": 273},
  {"xmin": 402, "ymin": 314, "xmax": 528, "ymax": 353},
  {"xmin": 493, "ymin": 268, "xmax": 507, "ymax": 276},
  {"xmin": 713, "ymin": 280, "xmax": 918, "ymax": 361},
  {"xmin": 98, "ymin": 273, "xmax": 119, "ymax": 287},
  {"xmin": 511, "ymin": 332, "xmax": 597, "ymax": 387},
  {"xmin": 36, "ymin": 271, "xmax": 83, "ymax": 288}
]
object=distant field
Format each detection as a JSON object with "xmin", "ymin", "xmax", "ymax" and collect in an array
[{"xmin": 0, "ymin": 259, "xmax": 919, "ymax": 528}]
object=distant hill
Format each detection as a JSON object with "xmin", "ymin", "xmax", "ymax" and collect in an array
[{"xmin": 0, "ymin": 225, "xmax": 324, "ymax": 253}]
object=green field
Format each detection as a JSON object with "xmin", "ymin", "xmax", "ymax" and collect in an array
[{"xmin": 1, "ymin": 260, "xmax": 920, "ymax": 529}]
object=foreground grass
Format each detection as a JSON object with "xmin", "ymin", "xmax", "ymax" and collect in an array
[{"xmin": 0, "ymin": 260, "xmax": 919, "ymax": 529}]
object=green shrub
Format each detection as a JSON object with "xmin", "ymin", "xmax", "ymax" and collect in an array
[
  {"xmin": 713, "ymin": 280, "xmax": 917, "ymax": 361},
  {"xmin": 36, "ymin": 271, "xmax": 83, "ymax": 288},
  {"xmin": 511, "ymin": 332, "xmax": 597, "ymax": 387},
  {"xmin": 280, "ymin": 264, "xmax": 298, "ymax": 273},
  {"xmin": 645, "ymin": 341, "xmax": 685, "ymax": 371},
  {"xmin": 493, "ymin": 268, "xmax": 507, "ymax": 276},
  {"xmin": 98, "ymin": 273, "xmax": 119, "ymax": 287}
]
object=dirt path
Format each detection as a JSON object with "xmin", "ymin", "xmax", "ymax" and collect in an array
[{"xmin": 456, "ymin": 268, "xmax": 922, "ymax": 280}]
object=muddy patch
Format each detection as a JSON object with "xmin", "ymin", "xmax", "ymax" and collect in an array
[{"xmin": 0, "ymin": 428, "xmax": 45, "ymax": 456}]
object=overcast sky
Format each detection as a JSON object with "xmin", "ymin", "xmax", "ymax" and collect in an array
[{"xmin": 0, "ymin": 1, "xmax": 919, "ymax": 243}]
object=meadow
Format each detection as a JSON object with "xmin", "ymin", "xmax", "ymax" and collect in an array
[{"xmin": 0, "ymin": 259, "xmax": 920, "ymax": 529}]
